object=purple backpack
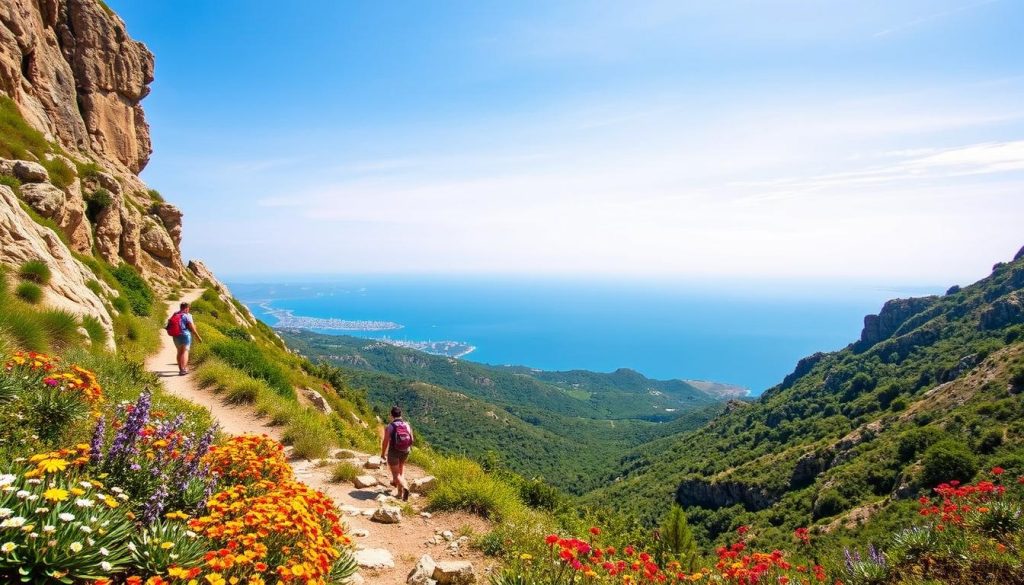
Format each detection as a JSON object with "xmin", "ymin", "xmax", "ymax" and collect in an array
[{"xmin": 390, "ymin": 420, "xmax": 414, "ymax": 452}]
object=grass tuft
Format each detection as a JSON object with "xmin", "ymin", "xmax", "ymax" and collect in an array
[
  {"xmin": 331, "ymin": 461, "xmax": 361, "ymax": 483},
  {"xmin": 80, "ymin": 315, "xmax": 108, "ymax": 346},
  {"xmin": 39, "ymin": 309, "xmax": 80, "ymax": 349},
  {"xmin": 18, "ymin": 259, "xmax": 51, "ymax": 284},
  {"xmin": 16, "ymin": 282, "xmax": 43, "ymax": 304}
]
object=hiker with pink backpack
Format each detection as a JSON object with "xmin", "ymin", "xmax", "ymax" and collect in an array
[
  {"xmin": 381, "ymin": 406, "xmax": 414, "ymax": 500},
  {"xmin": 165, "ymin": 302, "xmax": 203, "ymax": 375}
]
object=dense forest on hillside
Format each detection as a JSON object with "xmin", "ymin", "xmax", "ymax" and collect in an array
[
  {"xmin": 281, "ymin": 332, "xmax": 726, "ymax": 492},
  {"xmin": 583, "ymin": 246, "xmax": 1024, "ymax": 549}
]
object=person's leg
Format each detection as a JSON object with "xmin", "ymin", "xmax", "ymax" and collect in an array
[
  {"xmin": 398, "ymin": 456, "xmax": 410, "ymax": 500},
  {"xmin": 388, "ymin": 462, "xmax": 402, "ymax": 495},
  {"xmin": 181, "ymin": 342, "xmax": 191, "ymax": 373},
  {"xmin": 176, "ymin": 342, "xmax": 186, "ymax": 372}
]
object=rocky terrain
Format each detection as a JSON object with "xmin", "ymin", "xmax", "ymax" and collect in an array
[{"xmin": 0, "ymin": 0, "xmax": 244, "ymax": 344}]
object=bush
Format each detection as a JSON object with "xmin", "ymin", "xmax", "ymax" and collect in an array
[
  {"xmin": 110, "ymin": 264, "xmax": 154, "ymax": 317},
  {"xmin": 15, "ymin": 281, "xmax": 42, "ymax": 304},
  {"xmin": 0, "ymin": 173, "xmax": 21, "ymax": 193},
  {"xmin": 85, "ymin": 187, "xmax": 113, "ymax": 222},
  {"xmin": 75, "ymin": 160, "xmax": 102, "ymax": 178},
  {"xmin": 210, "ymin": 339, "xmax": 293, "ymax": 399},
  {"xmin": 978, "ymin": 427, "xmax": 1004, "ymax": 454},
  {"xmin": 85, "ymin": 279, "xmax": 103, "ymax": 295},
  {"xmin": 0, "ymin": 95, "xmax": 50, "ymax": 160},
  {"xmin": 0, "ymin": 304, "xmax": 47, "ymax": 351},
  {"xmin": 1010, "ymin": 366, "xmax": 1024, "ymax": 392},
  {"xmin": 282, "ymin": 409, "xmax": 336, "ymax": 459},
  {"xmin": 920, "ymin": 439, "xmax": 978, "ymax": 487},
  {"xmin": 77, "ymin": 315, "xmax": 107, "ymax": 346},
  {"xmin": 331, "ymin": 460, "xmax": 361, "ymax": 483},
  {"xmin": 898, "ymin": 426, "xmax": 944, "ymax": 462},
  {"xmin": 148, "ymin": 188, "xmax": 164, "ymax": 202},
  {"xmin": 18, "ymin": 259, "xmax": 51, "ymax": 284},
  {"xmin": 38, "ymin": 309, "xmax": 80, "ymax": 348},
  {"xmin": 427, "ymin": 457, "xmax": 527, "ymax": 521},
  {"xmin": 42, "ymin": 156, "xmax": 75, "ymax": 189}
]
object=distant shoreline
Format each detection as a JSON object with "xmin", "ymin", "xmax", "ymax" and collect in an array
[{"xmin": 258, "ymin": 302, "xmax": 403, "ymax": 332}]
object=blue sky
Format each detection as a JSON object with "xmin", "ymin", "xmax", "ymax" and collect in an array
[{"xmin": 110, "ymin": 0, "xmax": 1024, "ymax": 283}]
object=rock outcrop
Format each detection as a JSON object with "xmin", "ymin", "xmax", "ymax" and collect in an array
[
  {"xmin": 0, "ymin": 0, "xmax": 153, "ymax": 173},
  {"xmin": 856, "ymin": 297, "xmax": 938, "ymax": 351},
  {"xmin": 675, "ymin": 478, "xmax": 776, "ymax": 512},
  {"xmin": 0, "ymin": 184, "xmax": 114, "ymax": 349}
]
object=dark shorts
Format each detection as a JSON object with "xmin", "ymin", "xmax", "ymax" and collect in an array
[
  {"xmin": 173, "ymin": 334, "xmax": 191, "ymax": 348},
  {"xmin": 387, "ymin": 449, "xmax": 409, "ymax": 466}
]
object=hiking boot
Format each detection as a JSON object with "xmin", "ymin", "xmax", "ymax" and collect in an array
[{"xmin": 402, "ymin": 488, "xmax": 410, "ymax": 502}]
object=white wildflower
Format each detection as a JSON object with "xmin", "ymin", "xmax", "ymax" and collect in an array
[
  {"xmin": 69, "ymin": 541, "xmax": 82, "ymax": 553},
  {"xmin": 79, "ymin": 525, "xmax": 93, "ymax": 534},
  {"xmin": 74, "ymin": 498, "xmax": 94, "ymax": 508},
  {"xmin": 0, "ymin": 475, "xmax": 15, "ymax": 487},
  {"xmin": 34, "ymin": 507, "xmax": 49, "ymax": 514},
  {"xmin": 1, "ymin": 517, "xmax": 26, "ymax": 528},
  {"xmin": 99, "ymin": 547, "xmax": 109, "ymax": 556},
  {"xmin": 42, "ymin": 525, "xmax": 55, "ymax": 534},
  {"xmin": 58, "ymin": 513, "xmax": 74, "ymax": 522},
  {"xmin": 78, "ymin": 481, "xmax": 92, "ymax": 489},
  {"xmin": 0, "ymin": 508, "xmax": 12, "ymax": 518},
  {"xmin": 25, "ymin": 479, "xmax": 41, "ymax": 485},
  {"xmin": 127, "ymin": 542, "xmax": 137, "ymax": 552},
  {"xmin": 109, "ymin": 487, "xmax": 123, "ymax": 494},
  {"xmin": 26, "ymin": 495, "xmax": 37, "ymax": 502},
  {"xmin": 15, "ymin": 490, "xmax": 29, "ymax": 499},
  {"xmin": 100, "ymin": 561, "xmax": 112, "ymax": 571}
]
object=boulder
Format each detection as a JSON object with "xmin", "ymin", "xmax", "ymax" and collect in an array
[
  {"xmin": 152, "ymin": 202, "xmax": 183, "ymax": 246},
  {"xmin": 371, "ymin": 505, "xmax": 402, "ymax": 524},
  {"xmin": 354, "ymin": 475, "xmax": 378, "ymax": 489},
  {"xmin": 354, "ymin": 548, "xmax": 395, "ymax": 570},
  {"xmin": 365, "ymin": 456, "xmax": 384, "ymax": 469},
  {"xmin": 139, "ymin": 217, "xmax": 177, "ymax": 261},
  {"xmin": 19, "ymin": 182, "xmax": 91, "ymax": 253},
  {"xmin": 411, "ymin": 476, "xmax": 437, "ymax": 494},
  {"xmin": 407, "ymin": 555, "xmax": 437, "ymax": 585},
  {"xmin": 432, "ymin": 561, "xmax": 475, "ymax": 585},
  {"xmin": 93, "ymin": 171, "xmax": 121, "ymax": 195},
  {"xmin": 302, "ymin": 387, "xmax": 333, "ymax": 414},
  {"xmin": 351, "ymin": 528, "xmax": 369, "ymax": 538},
  {"xmin": 13, "ymin": 160, "xmax": 48, "ymax": 182}
]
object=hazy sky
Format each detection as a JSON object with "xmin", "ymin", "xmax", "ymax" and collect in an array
[{"xmin": 112, "ymin": 1, "xmax": 1024, "ymax": 283}]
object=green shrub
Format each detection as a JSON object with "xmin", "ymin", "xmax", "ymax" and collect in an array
[
  {"xmin": 148, "ymin": 188, "xmax": 164, "ymax": 202},
  {"xmin": 110, "ymin": 264, "xmax": 154, "ymax": 316},
  {"xmin": 0, "ymin": 305, "xmax": 47, "ymax": 352},
  {"xmin": 85, "ymin": 187, "xmax": 114, "ymax": 222},
  {"xmin": 331, "ymin": 461, "xmax": 361, "ymax": 483},
  {"xmin": 76, "ymin": 160, "xmax": 102, "ymax": 178},
  {"xmin": 0, "ymin": 95, "xmax": 50, "ymax": 160},
  {"xmin": 898, "ymin": 426, "xmax": 944, "ymax": 462},
  {"xmin": 282, "ymin": 409, "xmax": 336, "ymax": 459},
  {"xmin": 42, "ymin": 156, "xmax": 75, "ymax": 189},
  {"xmin": 111, "ymin": 295, "xmax": 130, "ymax": 313},
  {"xmin": 920, "ymin": 439, "xmax": 978, "ymax": 487},
  {"xmin": 86, "ymin": 279, "xmax": 103, "ymax": 295},
  {"xmin": 0, "ymin": 174, "xmax": 21, "ymax": 194},
  {"xmin": 227, "ymin": 377, "xmax": 271, "ymax": 404},
  {"xmin": 1010, "ymin": 365, "xmax": 1024, "ymax": 392},
  {"xmin": 15, "ymin": 281, "xmax": 42, "ymax": 304},
  {"xmin": 210, "ymin": 339, "xmax": 293, "ymax": 399},
  {"xmin": 39, "ymin": 309, "xmax": 80, "ymax": 348},
  {"xmin": 427, "ymin": 457, "xmax": 527, "ymax": 521},
  {"xmin": 18, "ymin": 259, "xmax": 51, "ymax": 284},
  {"xmin": 81, "ymin": 315, "xmax": 108, "ymax": 346}
]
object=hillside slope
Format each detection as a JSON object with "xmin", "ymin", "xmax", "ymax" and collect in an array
[{"xmin": 585, "ymin": 246, "xmax": 1024, "ymax": 547}]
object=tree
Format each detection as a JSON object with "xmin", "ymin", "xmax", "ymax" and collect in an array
[
  {"xmin": 920, "ymin": 439, "xmax": 978, "ymax": 488},
  {"xmin": 659, "ymin": 505, "xmax": 697, "ymax": 571}
]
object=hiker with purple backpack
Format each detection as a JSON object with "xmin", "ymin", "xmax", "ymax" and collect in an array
[{"xmin": 381, "ymin": 405, "xmax": 414, "ymax": 500}]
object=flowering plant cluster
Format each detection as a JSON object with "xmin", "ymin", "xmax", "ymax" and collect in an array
[
  {"xmin": 1, "ymin": 352, "xmax": 104, "ymax": 454},
  {"xmin": 89, "ymin": 390, "xmax": 218, "ymax": 524},
  {"xmin": 494, "ymin": 525, "xmax": 829, "ymax": 585},
  {"xmin": 4, "ymin": 351, "xmax": 103, "ymax": 403},
  {"xmin": 0, "ymin": 467, "xmax": 135, "ymax": 583},
  {"xmin": 177, "ymin": 435, "xmax": 354, "ymax": 585}
]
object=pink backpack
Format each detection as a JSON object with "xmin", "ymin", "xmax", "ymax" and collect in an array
[{"xmin": 390, "ymin": 420, "xmax": 414, "ymax": 452}]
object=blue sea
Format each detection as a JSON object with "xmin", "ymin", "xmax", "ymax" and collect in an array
[{"xmin": 228, "ymin": 276, "xmax": 944, "ymax": 395}]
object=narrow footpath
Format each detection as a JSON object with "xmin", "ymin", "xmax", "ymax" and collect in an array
[{"xmin": 146, "ymin": 290, "xmax": 495, "ymax": 585}]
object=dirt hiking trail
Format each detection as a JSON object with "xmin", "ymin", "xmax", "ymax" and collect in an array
[{"xmin": 146, "ymin": 290, "xmax": 496, "ymax": 585}]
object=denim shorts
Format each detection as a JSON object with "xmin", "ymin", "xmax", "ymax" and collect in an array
[{"xmin": 173, "ymin": 334, "xmax": 191, "ymax": 348}]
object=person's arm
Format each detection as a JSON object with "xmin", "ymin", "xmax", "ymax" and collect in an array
[
  {"xmin": 187, "ymin": 316, "xmax": 203, "ymax": 343},
  {"xmin": 380, "ymin": 425, "xmax": 390, "ymax": 458}
]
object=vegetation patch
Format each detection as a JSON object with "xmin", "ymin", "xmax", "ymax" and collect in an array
[
  {"xmin": 110, "ymin": 263, "xmax": 155, "ymax": 317},
  {"xmin": 15, "ymin": 281, "xmax": 42, "ymax": 304},
  {"xmin": 18, "ymin": 259, "xmax": 51, "ymax": 284},
  {"xmin": 85, "ymin": 187, "xmax": 114, "ymax": 222}
]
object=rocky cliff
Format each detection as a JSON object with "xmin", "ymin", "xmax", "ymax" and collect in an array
[{"xmin": 0, "ymin": 0, "xmax": 238, "ymax": 346}]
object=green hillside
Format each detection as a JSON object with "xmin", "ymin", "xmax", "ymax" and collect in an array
[
  {"xmin": 281, "ymin": 330, "xmax": 723, "ymax": 420},
  {"xmin": 584, "ymin": 245, "xmax": 1024, "ymax": 548}
]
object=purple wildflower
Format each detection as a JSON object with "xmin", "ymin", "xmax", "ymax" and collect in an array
[
  {"xmin": 89, "ymin": 416, "xmax": 106, "ymax": 465},
  {"xmin": 108, "ymin": 390, "xmax": 151, "ymax": 461},
  {"xmin": 141, "ymin": 479, "xmax": 169, "ymax": 525}
]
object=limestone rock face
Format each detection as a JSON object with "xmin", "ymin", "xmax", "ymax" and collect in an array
[
  {"xmin": 19, "ymin": 180, "xmax": 91, "ymax": 252},
  {"xmin": 0, "ymin": 185, "xmax": 114, "ymax": 349},
  {"xmin": 857, "ymin": 297, "xmax": 939, "ymax": 350},
  {"xmin": 0, "ymin": 0, "xmax": 153, "ymax": 173},
  {"xmin": 302, "ymin": 387, "xmax": 333, "ymax": 414}
]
